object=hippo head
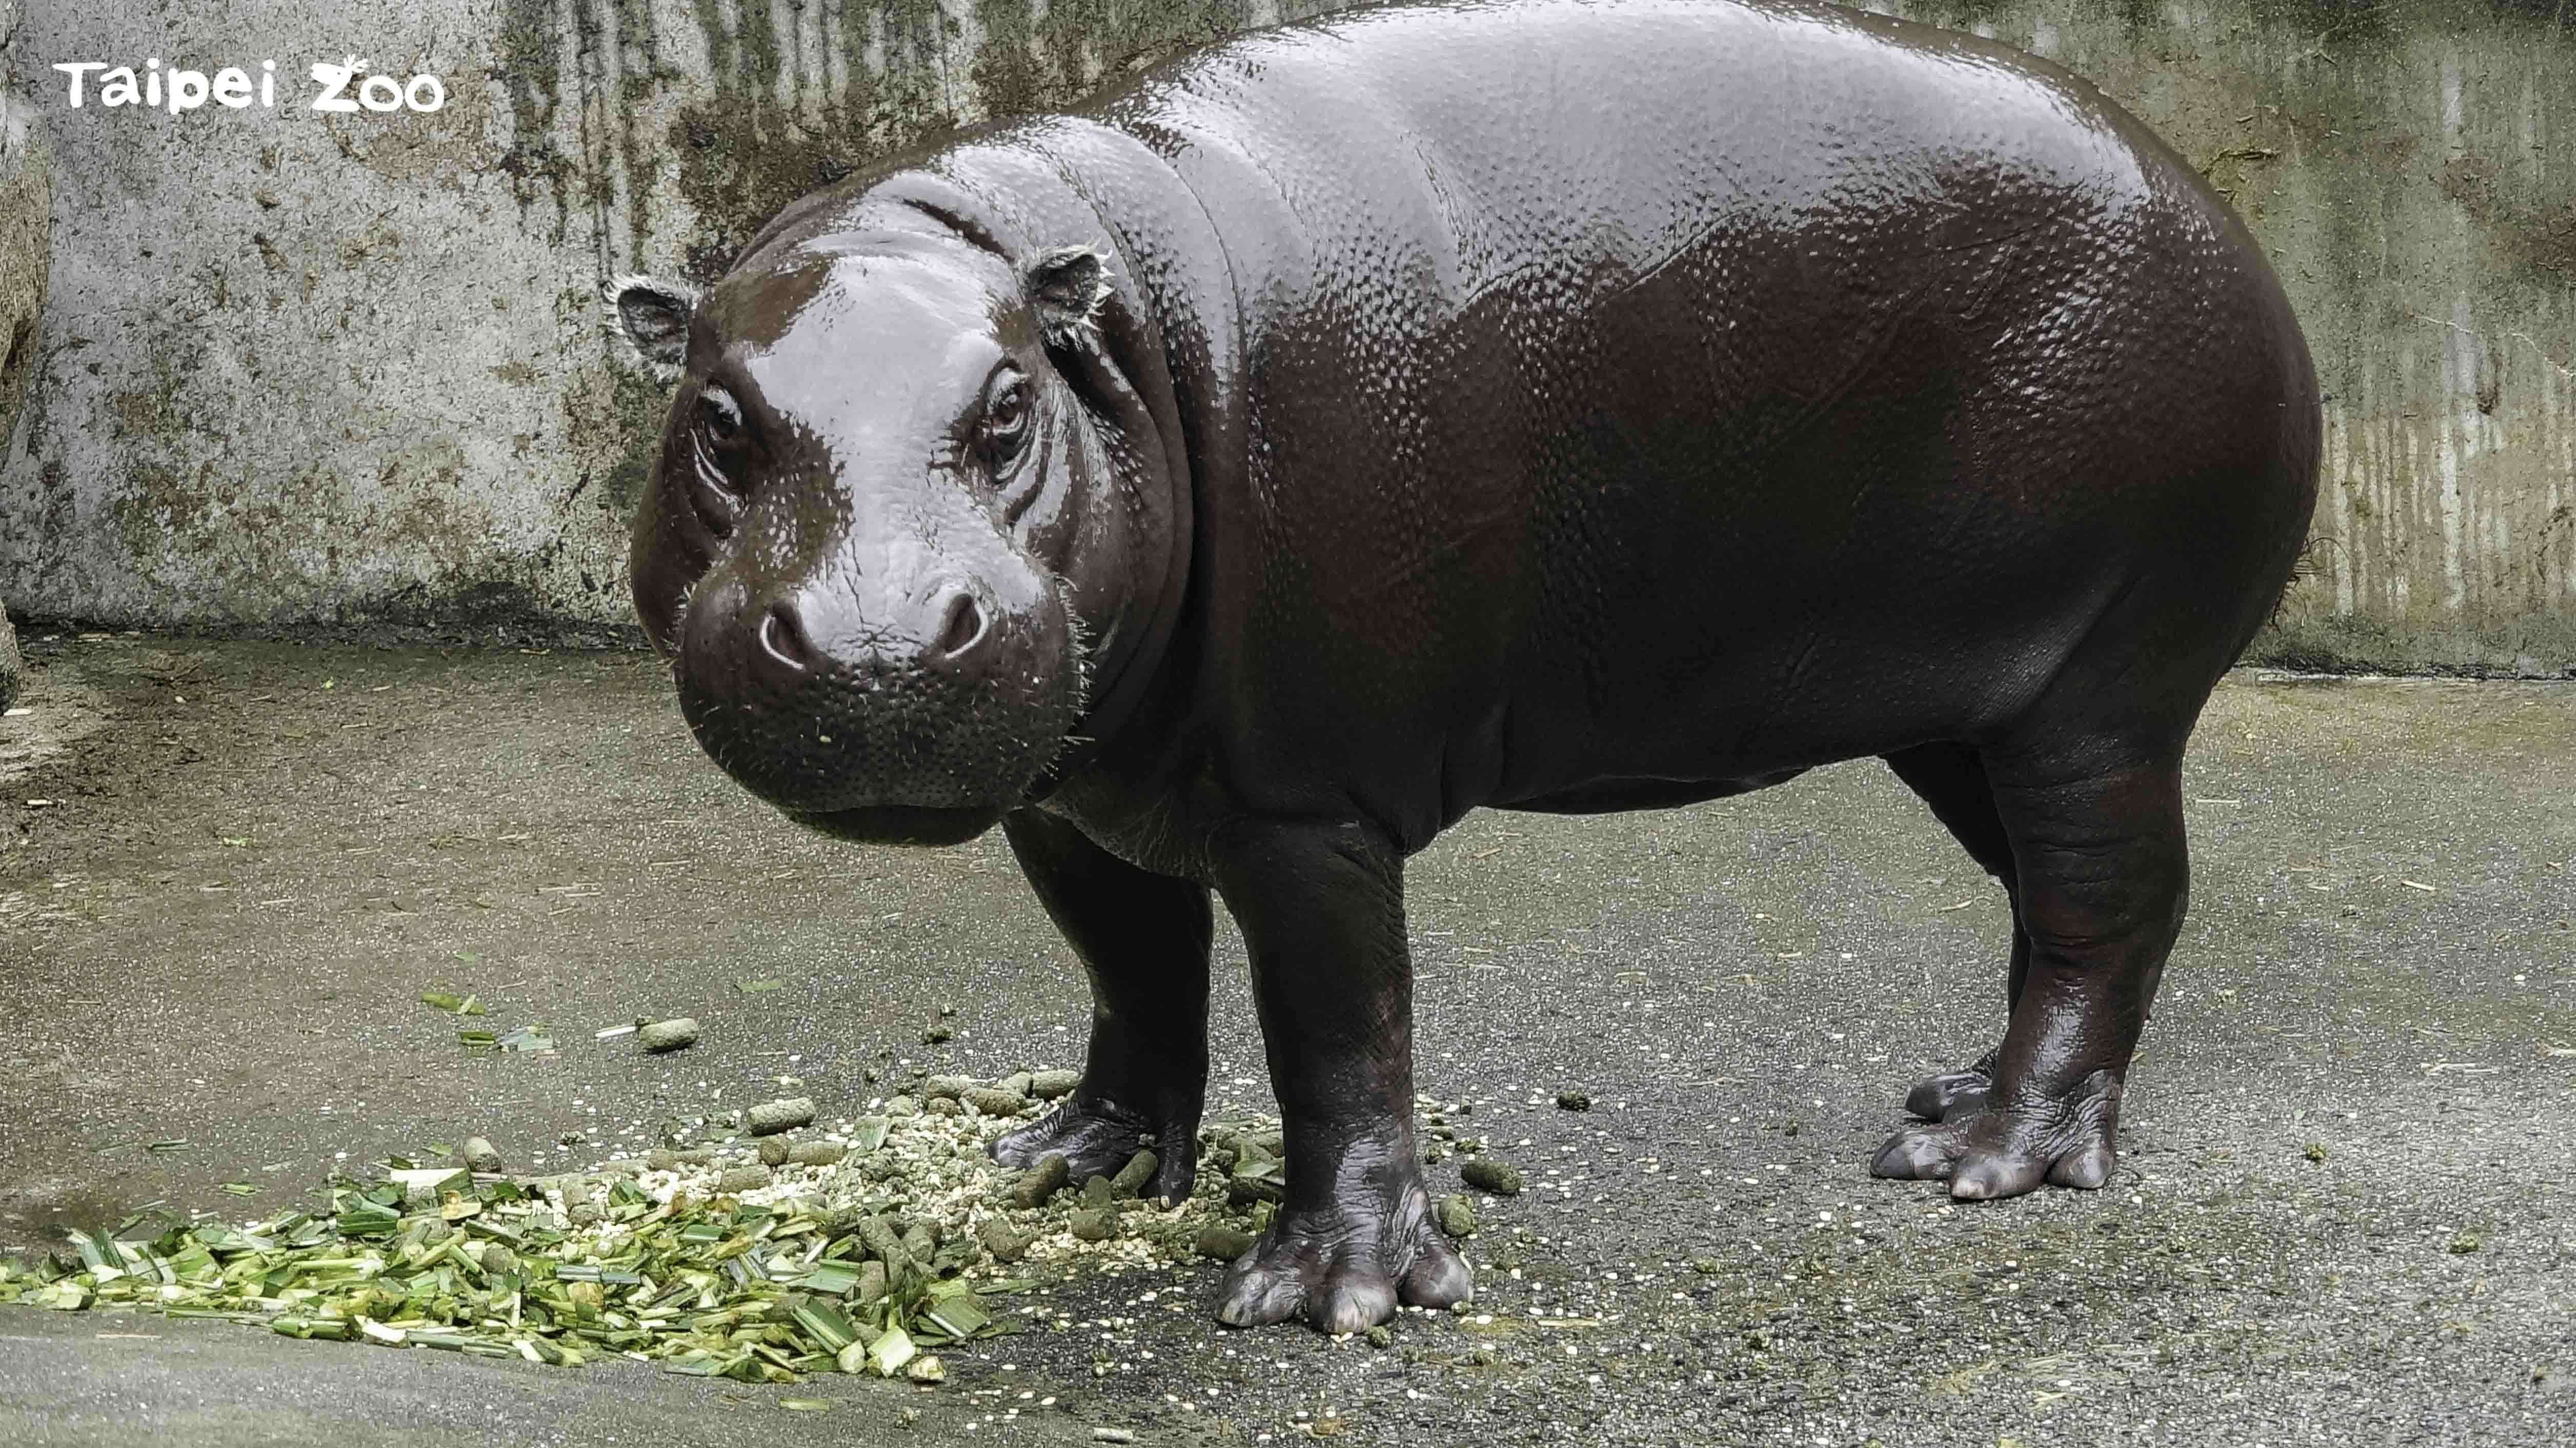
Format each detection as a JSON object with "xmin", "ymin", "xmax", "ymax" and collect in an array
[{"xmin": 610, "ymin": 203, "xmax": 1184, "ymax": 847}]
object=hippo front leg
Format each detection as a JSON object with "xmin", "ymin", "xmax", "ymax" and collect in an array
[
  {"xmin": 990, "ymin": 809, "xmax": 1210, "ymax": 1202},
  {"xmin": 1207, "ymin": 818, "xmax": 1473, "ymax": 1333}
]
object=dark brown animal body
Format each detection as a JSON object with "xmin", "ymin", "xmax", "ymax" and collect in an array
[{"xmin": 613, "ymin": 0, "xmax": 2320, "ymax": 1332}]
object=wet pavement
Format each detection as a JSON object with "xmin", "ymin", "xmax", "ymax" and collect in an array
[{"xmin": 0, "ymin": 631, "xmax": 2571, "ymax": 1446}]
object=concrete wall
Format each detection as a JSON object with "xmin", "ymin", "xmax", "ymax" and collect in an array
[
  {"xmin": 1, "ymin": 0, "xmax": 47, "ymax": 462},
  {"xmin": 0, "ymin": 1, "xmax": 2570, "ymax": 673},
  {"xmin": 2, "ymin": 0, "xmax": 51, "ymax": 706}
]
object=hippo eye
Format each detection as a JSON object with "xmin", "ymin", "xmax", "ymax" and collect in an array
[
  {"xmin": 699, "ymin": 387, "xmax": 746, "ymax": 448},
  {"xmin": 686, "ymin": 386, "xmax": 748, "ymax": 539},
  {"xmin": 979, "ymin": 374, "xmax": 1033, "ymax": 462}
]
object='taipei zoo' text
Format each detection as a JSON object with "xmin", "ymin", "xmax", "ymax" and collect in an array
[{"xmin": 51, "ymin": 57, "xmax": 446, "ymax": 116}]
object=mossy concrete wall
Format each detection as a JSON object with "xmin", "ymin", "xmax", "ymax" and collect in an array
[
  {"xmin": 1, "ymin": 0, "xmax": 47, "ymax": 468},
  {"xmin": 1, "ymin": 0, "xmax": 48, "ymax": 706},
  {"xmin": 0, "ymin": 1, "xmax": 2570, "ymax": 673}
]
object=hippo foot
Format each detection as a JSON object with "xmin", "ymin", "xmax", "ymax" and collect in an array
[
  {"xmin": 989, "ymin": 1094, "xmax": 1197, "ymax": 1201},
  {"xmin": 1213, "ymin": 1169, "xmax": 1473, "ymax": 1333},
  {"xmin": 1901, "ymin": 1047, "xmax": 2002, "ymax": 1122},
  {"xmin": 1869, "ymin": 1067, "xmax": 2122, "ymax": 1200}
]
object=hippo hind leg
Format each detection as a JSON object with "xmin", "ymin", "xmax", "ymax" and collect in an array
[
  {"xmin": 1870, "ymin": 737, "xmax": 2189, "ymax": 1198},
  {"xmin": 1882, "ymin": 742, "xmax": 2027, "ymax": 1123},
  {"xmin": 988, "ymin": 809, "xmax": 1212, "ymax": 1202}
]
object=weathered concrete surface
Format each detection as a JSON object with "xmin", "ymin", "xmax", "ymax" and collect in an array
[
  {"xmin": 0, "ymin": 0, "xmax": 43, "ymax": 441},
  {"xmin": 0, "ymin": 637, "xmax": 2571, "ymax": 1444},
  {"xmin": 0, "ymin": 0, "xmax": 47, "ymax": 710},
  {"xmin": 0, "ymin": 0, "xmax": 1355, "ymax": 637},
  {"xmin": 0, "ymin": 2, "xmax": 2572, "ymax": 672}
]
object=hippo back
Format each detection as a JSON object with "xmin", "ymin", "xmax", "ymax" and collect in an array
[{"xmin": 1021, "ymin": 0, "xmax": 2319, "ymax": 835}]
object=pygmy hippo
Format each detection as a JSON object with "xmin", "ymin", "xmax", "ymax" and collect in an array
[{"xmin": 610, "ymin": 0, "xmax": 2319, "ymax": 1332}]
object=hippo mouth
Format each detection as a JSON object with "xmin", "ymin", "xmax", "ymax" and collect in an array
[
  {"xmin": 783, "ymin": 801, "xmax": 1014, "ymax": 847},
  {"xmin": 665, "ymin": 560, "xmax": 1086, "ymax": 846}
]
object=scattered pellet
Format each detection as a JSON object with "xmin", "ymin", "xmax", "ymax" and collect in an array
[
  {"xmin": 978, "ymin": 1219, "xmax": 1035, "ymax": 1263},
  {"xmin": 757, "ymin": 1137, "xmax": 792, "ymax": 1167},
  {"xmin": 962, "ymin": 1087, "xmax": 1030, "ymax": 1117},
  {"xmin": 1461, "ymin": 1158, "xmax": 1524, "ymax": 1196},
  {"xmin": 638, "ymin": 1018, "xmax": 699, "ymax": 1053},
  {"xmin": 1196, "ymin": 1223, "xmax": 1255, "ymax": 1261},
  {"xmin": 857, "ymin": 1215, "xmax": 916, "ymax": 1274},
  {"xmin": 746, "ymin": 1097, "xmax": 817, "ymax": 1135},
  {"xmin": 1027, "ymin": 1070, "xmax": 1080, "ymax": 1100},
  {"xmin": 1555, "ymin": 1089, "xmax": 1593, "ymax": 1111},
  {"xmin": 1225, "ymin": 1177, "xmax": 1284, "ymax": 1207},
  {"xmin": 923, "ymin": 1075, "xmax": 978, "ymax": 1101},
  {"xmin": 1068, "ymin": 1208, "xmax": 1116, "ymax": 1242},
  {"xmin": 1437, "ymin": 1193, "xmax": 1477, "ymax": 1238},
  {"xmin": 460, "ymin": 1136, "xmax": 502, "ymax": 1173},
  {"xmin": 788, "ymin": 1141, "xmax": 849, "ymax": 1167},
  {"xmin": 1110, "ymin": 1149, "xmax": 1158, "ymax": 1198},
  {"xmin": 715, "ymin": 1164, "xmax": 771, "ymax": 1194},
  {"xmin": 1010, "ymin": 1154, "xmax": 1071, "ymax": 1209}
]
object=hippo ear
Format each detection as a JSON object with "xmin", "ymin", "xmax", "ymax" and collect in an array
[
  {"xmin": 1025, "ymin": 245, "xmax": 1112, "ymax": 345},
  {"xmin": 603, "ymin": 274, "xmax": 700, "ymax": 376}
]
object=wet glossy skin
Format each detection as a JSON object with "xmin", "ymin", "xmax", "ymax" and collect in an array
[{"xmin": 619, "ymin": 0, "xmax": 2320, "ymax": 1332}]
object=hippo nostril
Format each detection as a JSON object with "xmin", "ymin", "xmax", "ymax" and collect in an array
[
  {"xmin": 933, "ymin": 591, "xmax": 988, "ymax": 662},
  {"xmin": 758, "ymin": 603, "xmax": 814, "ymax": 674}
]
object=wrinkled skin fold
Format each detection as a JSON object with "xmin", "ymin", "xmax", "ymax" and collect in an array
[{"xmin": 616, "ymin": 0, "xmax": 2321, "ymax": 1332}]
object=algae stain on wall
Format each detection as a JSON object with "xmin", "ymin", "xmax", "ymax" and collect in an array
[
  {"xmin": 492, "ymin": 0, "xmax": 1347, "ymax": 286},
  {"xmin": 493, "ymin": 0, "xmax": 1357, "ymax": 544}
]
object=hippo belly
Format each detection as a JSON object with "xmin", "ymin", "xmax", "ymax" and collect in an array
[{"xmin": 617, "ymin": 0, "xmax": 2320, "ymax": 1334}]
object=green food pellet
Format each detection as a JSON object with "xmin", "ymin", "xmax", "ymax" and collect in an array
[
  {"xmin": 715, "ymin": 1164, "xmax": 771, "ymax": 1194},
  {"xmin": 746, "ymin": 1097, "xmax": 817, "ymax": 1135},
  {"xmin": 978, "ymin": 1219, "xmax": 1035, "ymax": 1263},
  {"xmin": 637, "ymin": 1018, "xmax": 699, "ymax": 1053},
  {"xmin": 1196, "ymin": 1223, "xmax": 1255, "ymax": 1260},
  {"xmin": 1008, "ymin": 1154, "xmax": 1071, "ymax": 1209},
  {"xmin": 962, "ymin": 1087, "xmax": 1031, "ymax": 1117},
  {"xmin": 1436, "ymin": 1193, "xmax": 1477, "ymax": 1238},
  {"xmin": 1109, "ymin": 1149, "xmax": 1158, "ymax": 1197}
]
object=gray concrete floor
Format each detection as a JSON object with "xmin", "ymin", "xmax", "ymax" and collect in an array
[{"xmin": 0, "ymin": 632, "xmax": 2570, "ymax": 1447}]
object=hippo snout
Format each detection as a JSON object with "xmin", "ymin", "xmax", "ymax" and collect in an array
[
  {"xmin": 750, "ymin": 579, "xmax": 992, "ymax": 683},
  {"xmin": 671, "ymin": 561, "xmax": 1084, "ymax": 844}
]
